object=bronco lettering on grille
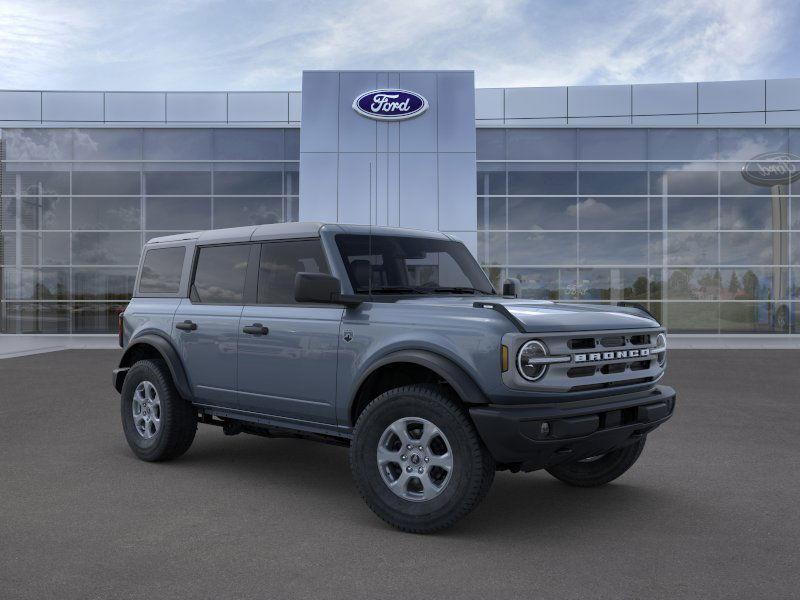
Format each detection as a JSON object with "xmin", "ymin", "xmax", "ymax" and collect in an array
[{"xmin": 574, "ymin": 348, "xmax": 651, "ymax": 363}]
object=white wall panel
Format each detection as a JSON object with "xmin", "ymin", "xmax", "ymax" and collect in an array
[
  {"xmin": 105, "ymin": 92, "xmax": 165, "ymax": 122},
  {"xmin": 0, "ymin": 91, "xmax": 41, "ymax": 121},
  {"xmin": 505, "ymin": 86, "xmax": 567, "ymax": 119},
  {"xmin": 42, "ymin": 92, "xmax": 103, "ymax": 121}
]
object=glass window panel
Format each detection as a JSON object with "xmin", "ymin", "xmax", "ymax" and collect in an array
[
  {"xmin": 476, "ymin": 165, "xmax": 506, "ymax": 195},
  {"xmin": 666, "ymin": 268, "xmax": 720, "ymax": 300},
  {"xmin": 2, "ymin": 267, "xmax": 70, "ymax": 300},
  {"xmin": 73, "ymin": 129, "xmax": 141, "ymax": 160},
  {"xmin": 144, "ymin": 171, "xmax": 210, "ymax": 195},
  {"xmin": 257, "ymin": 240, "xmax": 329, "ymax": 304},
  {"xmin": 71, "ymin": 232, "xmax": 141, "ymax": 266},
  {"xmin": 719, "ymin": 302, "xmax": 775, "ymax": 333},
  {"xmin": 143, "ymin": 129, "xmax": 213, "ymax": 160},
  {"xmin": 720, "ymin": 232, "xmax": 775, "ymax": 265},
  {"xmin": 72, "ymin": 302, "xmax": 128, "ymax": 333},
  {"xmin": 72, "ymin": 197, "xmax": 141, "ymax": 230},
  {"xmin": 145, "ymin": 197, "xmax": 211, "ymax": 230},
  {"xmin": 578, "ymin": 233, "xmax": 648, "ymax": 266},
  {"xmin": 285, "ymin": 197, "xmax": 299, "ymax": 223},
  {"xmin": 213, "ymin": 128, "xmax": 283, "ymax": 160},
  {"xmin": 719, "ymin": 267, "xmax": 780, "ymax": 301},
  {"xmin": 720, "ymin": 197, "xmax": 783, "ymax": 230},
  {"xmin": 508, "ymin": 197, "xmax": 576, "ymax": 230},
  {"xmin": 3, "ymin": 129, "xmax": 73, "ymax": 160},
  {"xmin": 579, "ymin": 171, "xmax": 647, "ymax": 195},
  {"xmin": 665, "ymin": 302, "xmax": 719, "ymax": 333},
  {"xmin": 791, "ymin": 269, "xmax": 800, "ymax": 298},
  {"xmin": 507, "ymin": 268, "xmax": 577, "ymax": 301},
  {"xmin": 72, "ymin": 171, "xmax": 140, "ymax": 195},
  {"xmin": 191, "ymin": 244, "xmax": 250, "ymax": 304},
  {"xmin": 477, "ymin": 232, "xmax": 506, "ymax": 265},
  {"xmin": 666, "ymin": 232, "xmax": 718, "ymax": 264},
  {"xmin": 19, "ymin": 196, "xmax": 69, "ymax": 230},
  {"xmin": 285, "ymin": 129, "xmax": 300, "ymax": 159},
  {"xmin": 650, "ymin": 197, "xmax": 663, "ymax": 230},
  {"xmin": 577, "ymin": 268, "xmax": 649, "ymax": 301},
  {"xmin": 1, "ymin": 198, "xmax": 16, "ymax": 227},
  {"xmin": 19, "ymin": 232, "xmax": 70, "ymax": 265},
  {"xmin": 508, "ymin": 169, "xmax": 576, "ymax": 195},
  {"xmin": 508, "ymin": 232, "xmax": 576, "ymax": 266},
  {"xmin": 477, "ymin": 197, "xmax": 506, "ymax": 230},
  {"xmin": 213, "ymin": 170, "xmax": 282, "ymax": 195},
  {"xmin": 284, "ymin": 165, "xmax": 299, "ymax": 196},
  {"xmin": 793, "ymin": 232, "xmax": 800, "ymax": 265},
  {"xmin": 667, "ymin": 197, "xmax": 718, "ymax": 230},
  {"xmin": 649, "ymin": 232, "xmax": 664, "ymax": 265},
  {"xmin": 1, "ymin": 232, "xmax": 16, "ymax": 264},
  {"xmin": 578, "ymin": 129, "xmax": 646, "ymax": 160},
  {"xmin": 578, "ymin": 197, "xmax": 647, "ymax": 230},
  {"xmin": 213, "ymin": 197, "xmax": 283, "ymax": 228},
  {"xmin": 476, "ymin": 129, "xmax": 505, "ymax": 160},
  {"xmin": 507, "ymin": 129, "xmax": 576, "ymax": 160},
  {"xmin": 2, "ymin": 302, "xmax": 71, "ymax": 333},
  {"xmin": 718, "ymin": 129, "xmax": 788, "ymax": 160},
  {"xmin": 648, "ymin": 129, "xmax": 718, "ymax": 161},
  {"xmin": 138, "ymin": 247, "xmax": 185, "ymax": 294},
  {"xmin": 482, "ymin": 266, "xmax": 505, "ymax": 291},
  {"xmin": 649, "ymin": 269, "xmax": 663, "ymax": 300},
  {"xmin": 12, "ymin": 171, "xmax": 70, "ymax": 195},
  {"xmin": 73, "ymin": 268, "xmax": 137, "ymax": 300},
  {"xmin": 720, "ymin": 168, "xmax": 776, "ymax": 195},
  {"xmin": 649, "ymin": 169, "xmax": 717, "ymax": 195}
]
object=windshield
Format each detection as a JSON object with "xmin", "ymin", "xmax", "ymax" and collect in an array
[{"xmin": 335, "ymin": 234, "xmax": 495, "ymax": 296}]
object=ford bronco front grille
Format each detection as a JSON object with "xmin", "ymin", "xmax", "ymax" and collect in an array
[{"xmin": 502, "ymin": 328, "xmax": 665, "ymax": 394}]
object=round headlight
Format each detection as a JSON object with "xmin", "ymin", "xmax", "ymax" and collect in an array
[
  {"xmin": 517, "ymin": 340, "xmax": 549, "ymax": 381},
  {"xmin": 655, "ymin": 333, "xmax": 667, "ymax": 365}
]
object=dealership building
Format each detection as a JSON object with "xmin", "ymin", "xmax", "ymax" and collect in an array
[{"xmin": 1, "ymin": 70, "xmax": 799, "ymax": 341}]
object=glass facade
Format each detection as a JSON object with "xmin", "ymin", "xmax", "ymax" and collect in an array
[
  {"xmin": 477, "ymin": 128, "xmax": 800, "ymax": 334},
  {"xmin": 2, "ymin": 124, "xmax": 799, "ymax": 336},
  {"xmin": 0, "ymin": 128, "xmax": 299, "ymax": 333}
]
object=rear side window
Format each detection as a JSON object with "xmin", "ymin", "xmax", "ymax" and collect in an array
[
  {"xmin": 258, "ymin": 240, "xmax": 329, "ymax": 304},
  {"xmin": 191, "ymin": 244, "xmax": 250, "ymax": 304},
  {"xmin": 138, "ymin": 247, "xmax": 186, "ymax": 294}
]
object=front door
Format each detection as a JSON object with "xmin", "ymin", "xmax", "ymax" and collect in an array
[
  {"xmin": 237, "ymin": 239, "xmax": 342, "ymax": 426},
  {"xmin": 173, "ymin": 243, "xmax": 254, "ymax": 407}
]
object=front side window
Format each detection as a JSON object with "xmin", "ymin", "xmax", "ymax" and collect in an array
[
  {"xmin": 138, "ymin": 247, "xmax": 185, "ymax": 294},
  {"xmin": 335, "ymin": 234, "xmax": 494, "ymax": 295},
  {"xmin": 191, "ymin": 244, "xmax": 250, "ymax": 304},
  {"xmin": 257, "ymin": 240, "xmax": 329, "ymax": 304}
]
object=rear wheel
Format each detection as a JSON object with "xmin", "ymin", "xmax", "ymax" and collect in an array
[
  {"xmin": 545, "ymin": 436, "xmax": 647, "ymax": 487},
  {"xmin": 121, "ymin": 359, "xmax": 197, "ymax": 462},
  {"xmin": 350, "ymin": 384, "xmax": 494, "ymax": 533}
]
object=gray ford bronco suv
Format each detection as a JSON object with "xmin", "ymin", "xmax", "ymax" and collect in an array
[{"xmin": 114, "ymin": 222, "xmax": 675, "ymax": 533}]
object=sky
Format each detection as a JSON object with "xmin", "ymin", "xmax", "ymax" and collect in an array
[{"xmin": 0, "ymin": 0, "xmax": 798, "ymax": 91}]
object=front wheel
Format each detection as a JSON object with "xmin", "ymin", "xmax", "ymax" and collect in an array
[
  {"xmin": 350, "ymin": 385, "xmax": 494, "ymax": 533},
  {"xmin": 545, "ymin": 436, "xmax": 647, "ymax": 487}
]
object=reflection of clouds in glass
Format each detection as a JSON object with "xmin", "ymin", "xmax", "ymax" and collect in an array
[
  {"xmin": 720, "ymin": 232, "xmax": 775, "ymax": 265},
  {"xmin": 5, "ymin": 129, "xmax": 71, "ymax": 160},
  {"xmin": 667, "ymin": 232, "xmax": 717, "ymax": 264}
]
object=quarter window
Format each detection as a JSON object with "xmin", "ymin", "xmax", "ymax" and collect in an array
[
  {"xmin": 257, "ymin": 240, "xmax": 329, "ymax": 304},
  {"xmin": 191, "ymin": 244, "xmax": 250, "ymax": 304},
  {"xmin": 139, "ymin": 247, "xmax": 186, "ymax": 294}
]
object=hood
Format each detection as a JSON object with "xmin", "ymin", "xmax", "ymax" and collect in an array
[{"xmin": 396, "ymin": 296, "xmax": 659, "ymax": 333}]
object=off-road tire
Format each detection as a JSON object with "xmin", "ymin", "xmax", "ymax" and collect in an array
[
  {"xmin": 121, "ymin": 359, "xmax": 197, "ymax": 462},
  {"xmin": 545, "ymin": 436, "xmax": 647, "ymax": 487},
  {"xmin": 350, "ymin": 384, "xmax": 494, "ymax": 533}
]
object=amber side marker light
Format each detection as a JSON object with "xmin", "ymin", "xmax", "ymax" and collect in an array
[{"xmin": 501, "ymin": 345, "xmax": 509, "ymax": 372}]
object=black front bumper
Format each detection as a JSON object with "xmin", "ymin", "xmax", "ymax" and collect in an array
[{"xmin": 470, "ymin": 385, "xmax": 676, "ymax": 472}]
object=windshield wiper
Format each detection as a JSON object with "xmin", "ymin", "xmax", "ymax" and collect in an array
[
  {"xmin": 430, "ymin": 287, "xmax": 493, "ymax": 295},
  {"xmin": 356, "ymin": 286, "xmax": 427, "ymax": 295}
]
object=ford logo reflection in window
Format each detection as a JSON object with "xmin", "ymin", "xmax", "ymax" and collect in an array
[{"xmin": 352, "ymin": 89, "xmax": 428, "ymax": 121}]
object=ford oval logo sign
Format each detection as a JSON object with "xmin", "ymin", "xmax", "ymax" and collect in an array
[
  {"xmin": 742, "ymin": 152, "xmax": 800, "ymax": 187},
  {"xmin": 353, "ymin": 89, "xmax": 428, "ymax": 121}
]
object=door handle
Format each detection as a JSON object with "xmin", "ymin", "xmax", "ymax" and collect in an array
[
  {"xmin": 242, "ymin": 323, "xmax": 269, "ymax": 336},
  {"xmin": 175, "ymin": 320, "xmax": 198, "ymax": 332}
]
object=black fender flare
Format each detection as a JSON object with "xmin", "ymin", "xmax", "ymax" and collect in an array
[
  {"xmin": 350, "ymin": 349, "xmax": 488, "ymax": 422},
  {"xmin": 115, "ymin": 332, "xmax": 192, "ymax": 400}
]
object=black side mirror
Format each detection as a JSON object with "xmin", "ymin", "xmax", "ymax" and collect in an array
[
  {"xmin": 502, "ymin": 277, "xmax": 520, "ymax": 298},
  {"xmin": 294, "ymin": 272, "xmax": 363, "ymax": 306}
]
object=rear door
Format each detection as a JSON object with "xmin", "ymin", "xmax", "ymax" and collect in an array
[
  {"xmin": 173, "ymin": 243, "xmax": 256, "ymax": 407},
  {"xmin": 237, "ymin": 239, "xmax": 342, "ymax": 426}
]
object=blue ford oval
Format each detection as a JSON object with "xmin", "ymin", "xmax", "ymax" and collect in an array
[{"xmin": 352, "ymin": 89, "xmax": 428, "ymax": 121}]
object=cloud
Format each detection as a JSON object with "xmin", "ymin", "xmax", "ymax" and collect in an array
[{"xmin": 0, "ymin": 0, "xmax": 795, "ymax": 90}]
